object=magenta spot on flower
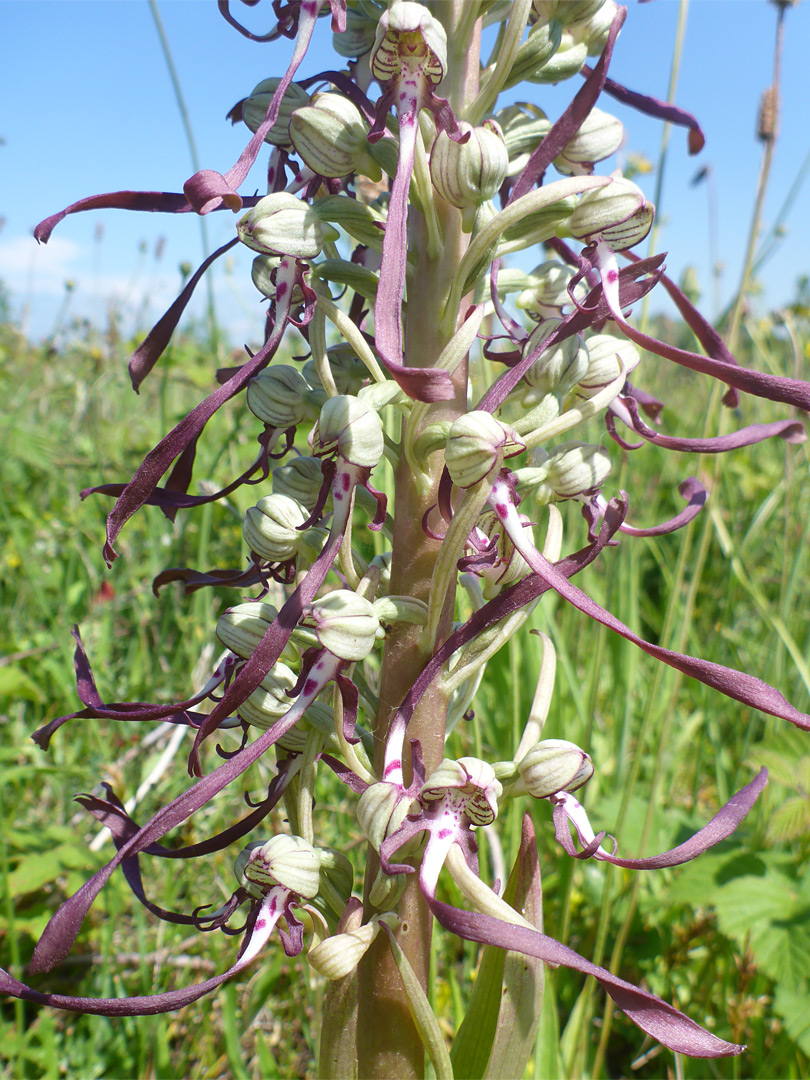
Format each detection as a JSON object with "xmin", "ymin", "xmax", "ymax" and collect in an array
[
  {"xmin": 383, "ymin": 759, "xmax": 401, "ymax": 778},
  {"xmin": 606, "ymin": 267, "xmax": 619, "ymax": 283},
  {"xmin": 334, "ymin": 490, "xmax": 343, "ymax": 501},
  {"xmin": 342, "ymin": 472, "xmax": 351, "ymax": 491},
  {"xmin": 255, "ymin": 916, "xmax": 267, "ymax": 930},
  {"xmin": 437, "ymin": 828, "xmax": 452, "ymax": 839},
  {"xmin": 495, "ymin": 503, "xmax": 508, "ymax": 518},
  {"xmin": 304, "ymin": 678, "xmax": 318, "ymax": 695},
  {"xmin": 276, "ymin": 281, "xmax": 288, "ymax": 297}
]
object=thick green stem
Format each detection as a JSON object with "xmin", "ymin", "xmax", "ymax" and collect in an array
[{"xmin": 356, "ymin": 8, "xmax": 480, "ymax": 1077}]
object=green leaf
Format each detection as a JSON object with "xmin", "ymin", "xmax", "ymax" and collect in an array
[
  {"xmin": 485, "ymin": 815, "xmax": 544, "ymax": 1079},
  {"xmin": 383, "ymin": 924, "xmax": 454, "ymax": 1080},
  {"xmin": 712, "ymin": 873, "xmax": 810, "ymax": 986},
  {"xmin": 0, "ymin": 665, "xmax": 45, "ymax": 702},
  {"xmin": 773, "ymin": 982, "xmax": 810, "ymax": 1056},
  {"xmin": 451, "ymin": 813, "xmax": 545, "ymax": 1080}
]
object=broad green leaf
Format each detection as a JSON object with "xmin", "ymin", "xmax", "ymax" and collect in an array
[
  {"xmin": 712, "ymin": 873, "xmax": 810, "ymax": 986},
  {"xmin": 773, "ymin": 982, "xmax": 810, "ymax": 1057}
]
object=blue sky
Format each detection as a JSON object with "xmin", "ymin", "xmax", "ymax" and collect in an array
[{"xmin": 2, "ymin": 0, "xmax": 809, "ymax": 346}]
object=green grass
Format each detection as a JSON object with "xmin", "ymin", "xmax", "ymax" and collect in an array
[{"xmin": 1, "ymin": 301, "xmax": 810, "ymax": 1079}]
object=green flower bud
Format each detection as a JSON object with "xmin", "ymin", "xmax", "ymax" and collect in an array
[
  {"xmin": 333, "ymin": 7, "xmax": 378, "ymax": 59},
  {"xmin": 371, "ymin": 1, "xmax": 447, "ymax": 87},
  {"xmin": 420, "ymin": 757, "xmax": 503, "ymax": 827},
  {"xmin": 272, "ymin": 456, "xmax": 325, "ymax": 511},
  {"xmin": 369, "ymin": 868, "xmax": 407, "ymax": 910},
  {"xmin": 578, "ymin": 333, "xmax": 640, "ymax": 397},
  {"xmin": 216, "ymin": 601, "xmax": 278, "ymax": 660},
  {"xmin": 308, "ymin": 921, "xmax": 379, "ymax": 979},
  {"xmin": 503, "ymin": 19, "xmax": 562, "ymax": 89},
  {"xmin": 515, "ymin": 261, "xmax": 587, "ymax": 319},
  {"xmin": 522, "ymin": 320, "xmax": 590, "ymax": 400},
  {"xmin": 315, "ymin": 394, "xmax": 385, "ymax": 468},
  {"xmin": 514, "ymin": 739, "xmax": 594, "ymax": 798},
  {"xmin": 247, "ymin": 364, "xmax": 323, "ymax": 429},
  {"xmin": 302, "ymin": 343, "xmax": 370, "ymax": 397},
  {"xmin": 237, "ymin": 192, "xmax": 339, "ymax": 259},
  {"xmin": 372, "ymin": 595, "xmax": 429, "ymax": 628},
  {"xmin": 304, "ymin": 589, "xmax": 382, "ymax": 662},
  {"xmin": 526, "ymin": 31, "xmax": 587, "ymax": 85},
  {"xmin": 235, "ymin": 835, "xmax": 321, "ymax": 900},
  {"xmin": 242, "ymin": 494, "xmax": 310, "ymax": 563},
  {"xmin": 495, "ymin": 102, "xmax": 551, "ymax": 177},
  {"xmin": 445, "ymin": 412, "xmax": 524, "ymax": 488},
  {"xmin": 290, "ymin": 92, "xmax": 380, "ymax": 180},
  {"xmin": 533, "ymin": 0, "xmax": 606, "ymax": 26},
  {"xmin": 237, "ymin": 78, "xmax": 310, "ymax": 148},
  {"xmin": 553, "ymin": 108, "xmax": 624, "ymax": 176},
  {"xmin": 569, "ymin": 177, "xmax": 654, "ymax": 251},
  {"xmin": 528, "ymin": 441, "xmax": 612, "ymax": 502},
  {"xmin": 238, "ymin": 661, "xmax": 299, "ymax": 730},
  {"xmin": 430, "ymin": 120, "xmax": 508, "ymax": 229},
  {"xmin": 358, "ymin": 782, "xmax": 420, "ymax": 854},
  {"xmin": 568, "ymin": 0, "xmax": 619, "ymax": 56}
]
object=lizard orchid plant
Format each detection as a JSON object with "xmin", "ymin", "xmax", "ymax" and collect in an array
[{"xmin": 6, "ymin": 2, "xmax": 810, "ymax": 1077}]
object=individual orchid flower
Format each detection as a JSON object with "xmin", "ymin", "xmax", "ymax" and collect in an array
[{"xmin": 378, "ymin": 748, "xmax": 768, "ymax": 1059}]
